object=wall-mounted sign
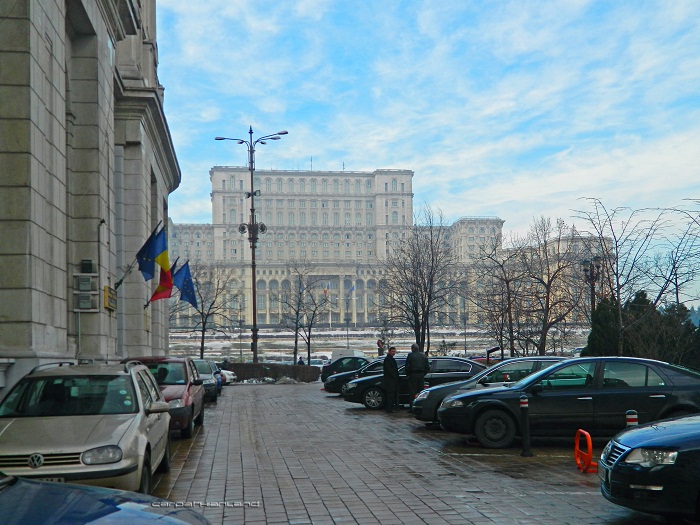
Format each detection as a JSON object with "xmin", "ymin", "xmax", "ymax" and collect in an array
[{"xmin": 104, "ymin": 286, "xmax": 117, "ymax": 311}]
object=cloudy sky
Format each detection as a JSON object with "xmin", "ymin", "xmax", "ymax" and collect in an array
[{"xmin": 157, "ymin": 0, "xmax": 700, "ymax": 236}]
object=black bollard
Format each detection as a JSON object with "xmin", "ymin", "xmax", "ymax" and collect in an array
[{"xmin": 520, "ymin": 394, "xmax": 533, "ymax": 457}]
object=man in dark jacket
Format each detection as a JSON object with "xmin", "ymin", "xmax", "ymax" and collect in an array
[
  {"xmin": 405, "ymin": 343, "xmax": 430, "ymax": 404},
  {"xmin": 382, "ymin": 346, "xmax": 399, "ymax": 413}
]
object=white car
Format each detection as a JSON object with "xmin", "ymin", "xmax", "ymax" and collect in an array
[
  {"xmin": 220, "ymin": 369, "xmax": 237, "ymax": 385},
  {"xmin": 0, "ymin": 361, "xmax": 171, "ymax": 494}
]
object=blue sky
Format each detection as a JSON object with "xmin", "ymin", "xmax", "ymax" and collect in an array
[{"xmin": 157, "ymin": 0, "xmax": 700, "ymax": 236}]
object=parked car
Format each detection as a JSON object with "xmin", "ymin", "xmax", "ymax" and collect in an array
[
  {"xmin": 324, "ymin": 356, "xmax": 407, "ymax": 394},
  {"xmin": 192, "ymin": 359, "xmax": 218, "ymax": 401},
  {"xmin": 344, "ymin": 357, "xmax": 487, "ymax": 409},
  {"xmin": 412, "ymin": 356, "xmax": 566, "ymax": 423},
  {"xmin": 207, "ymin": 360, "xmax": 223, "ymax": 394},
  {"xmin": 309, "ymin": 358, "xmax": 326, "ymax": 369},
  {"xmin": 0, "ymin": 361, "xmax": 171, "ymax": 494},
  {"xmin": 321, "ymin": 356, "xmax": 370, "ymax": 382},
  {"xmin": 0, "ymin": 472, "xmax": 211, "ymax": 524},
  {"xmin": 220, "ymin": 369, "xmax": 237, "ymax": 385},
  {"xmin": 122, "ymin": 357, "xmax": 205, "ymax": 438},
  {"xmin": 599, "ymin": 413, "xmax": 700, "ymax": 520},
  {"xmin": 437, "ymin": 357, "xmax": 700, "ymax": 449}
]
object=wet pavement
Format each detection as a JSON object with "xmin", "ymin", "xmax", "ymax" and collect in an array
[{"xmin": 153, "ymin": 382, "xmax": 683, "ymax": 525}]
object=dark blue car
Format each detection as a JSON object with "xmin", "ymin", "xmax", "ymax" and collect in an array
[{"xmin": 599, "ymin": 414, "xmax": 700, "ymax": 520}]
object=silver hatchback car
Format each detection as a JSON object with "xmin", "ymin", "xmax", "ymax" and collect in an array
[{"xmin": 0, "ymin": 361, "xmax": 171, "ymax": 494}]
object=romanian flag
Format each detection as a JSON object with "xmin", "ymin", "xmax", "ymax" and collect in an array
[{"xmin": 149, "ymin": 265, "xmax": 174, "ymax": 302}]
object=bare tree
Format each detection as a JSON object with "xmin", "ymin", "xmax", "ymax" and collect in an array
[
  {"xmin": 518, "ymin": 217, "xmax": 586, "ymax": 355},
  {"xmin": 298, "ymin": 279, "xmax": 330, "ymax": 364},
  {"xmin": 472, "ymin": 235, "xmax": 528, "ymax": 356},
  {"xmin": 575, "ymin": 199, "xmax": 696, "ymax": 356},
  {"xmin": 170, "ymin": 261, "xmax": 240, "ymax": 359},
  {"xmin": 379, "ymin": 206, "xmax": 458, "ymax": 353},
  {"xmin": 276, "ymin": 260, "xmax": 324, "ymax": 365}
]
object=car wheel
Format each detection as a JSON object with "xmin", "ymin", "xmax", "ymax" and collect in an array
[
  {"xmin": 138, "ymin": 452, "xmax": 152, "ymax": 494},
  {"xmin": 156, "ymin": 435, "xmax": 171, "ymax": 473},
  {"xmin": 181, "ymin": 408, "xmax": 195, "ymax": 438},
  {"xmin": 194, "ymin": 404, "xmax": 204, "ymax": 426},
  {"xmin": 474, "ymin": 409, "xmax": 516, "ymax": 448},
  {"xmin": 363, "ymin": 388, "xmax": 384, "ymax": 409},
  {"xmin": 340, "ymin": 383, "xmax": 349, "ymax": 395}
]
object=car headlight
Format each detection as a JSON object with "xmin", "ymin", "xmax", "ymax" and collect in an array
[
  {"xmin": 168, "ymin": 399, "xmax": 184, "ymax": 409},
  {"xmin": 326, "ymin": 376, "xmax": 336, "ymax": 383},
  {"xmin": 441, "ymin": 398, "xmax": 464, "ymax": 409},
  {"xmin": 82, "ymin": 445, "xmax": 123, "ymax": 465},
  {"xmin": 624, "ymin": 448, "xmax": 678, "ymax": 467},
  {"xmin": 345, "ymin": 383, "xmax": 357, "ymax": 391},
  {"xmin": 415, "ymin": 390, "xmax": 430, "ymax": 401}
]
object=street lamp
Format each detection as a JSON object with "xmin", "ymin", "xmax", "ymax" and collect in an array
[
  {"xmin": 581, "ymin": 256, "xmax": 603, "ymax": 322},
  {"xmin": 216, "ymin": 126, "xmax": 287, "ymax": 363}
]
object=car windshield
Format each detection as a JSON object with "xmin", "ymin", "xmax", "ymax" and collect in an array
[
  {"xmin": 0, "ymin": 375, "xmax": 138, "ymax": 417},
  {"xmin": 146, "ymin": 362, "xmax": 187, "ymax": 385},
  {"xmin": 193, "ymin": 360, "xmax": 213, "ymax": 375}
]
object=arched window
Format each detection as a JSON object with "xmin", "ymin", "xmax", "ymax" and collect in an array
[
  {"xmin": 288, "ymin": 179, "xmax": 294, "ymax": 192},
  {"xmin": 333, "ymin": 180, "xmax": 339, "ymax": 193},
  {"xmin": 300, "ymin": 179, "xmax": 306, "ymax": 193},
  {"xmin": 311, "ymin": 180, "xmax": 317, "ymax": 193},
  {"xmin": 391, "ymin": 179, "xmax": 397, "ymax": 191},
  {"xmin": 277, "ymin": 179, "xmax": 283, "ymax": 192},
  {"xmin": 266, "ymin": 179, "xmax": 272, "ymax": 192},
  {"xmin": 322, "ymin": 180, "xmax": 328, "ymax": 193},
  {"xmin": 355, "ymin": 180, "xmax": 361, "ymax": 193},
  {"xmin": 344, "ymin": 180, "xmax": 350, "ymax": 193},
  {"xmin": 392, "ymin": 211, "xmax": 398, "ymax": 224},
  {"xmin": 366, "ymin": 180, "xmax": 372, "ymax": 192}
]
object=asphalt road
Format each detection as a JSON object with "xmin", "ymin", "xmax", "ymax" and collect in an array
[{"xmin": 153, "ymin": 382, "xmax": 693, "ymax": 525}]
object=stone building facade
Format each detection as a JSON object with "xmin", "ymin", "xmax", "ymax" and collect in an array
[
  {"xmin": 0, "ymin": 0, "xmax": 179, "ymax": 394},
  {"xmin": 170, "ymin": 166, "xmax": 504, "ymax": 329}
]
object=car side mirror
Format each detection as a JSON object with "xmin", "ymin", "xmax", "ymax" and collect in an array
[
  {"xmin": 192, "ymin": 378, "xmax": 204, "ymax": 386},
  {"xmin": 530, "ymin": 383, "xmax": 544, "ymax": 394},
  {"xmin": 147, "ymin": 401, "xmax": 170, "ymax": 414}
]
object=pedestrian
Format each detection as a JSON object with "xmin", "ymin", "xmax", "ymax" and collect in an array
[
  {"xmin": 298, "ymin": 357, "xmax": 305, "ymax": 366},
  {"xmin": 404, "ymin": 342, "xmax": 430, "ymax": 406},
  {"xmin": 382, "ymin": 346, "xmax": 399, "ymax": 412}
]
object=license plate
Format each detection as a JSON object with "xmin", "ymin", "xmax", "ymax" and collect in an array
[
  {"xmin": 36, "ymin": 477, "xmax": 65, "ymax": 483},
  {"xmin": 598, "ymin": 465, "xmax": 608, "ymax": 484}
]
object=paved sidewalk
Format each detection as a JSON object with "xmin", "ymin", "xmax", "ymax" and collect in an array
[{"xmin": 153, "ymin": 382, "xmax": 669, "ymax": 525}]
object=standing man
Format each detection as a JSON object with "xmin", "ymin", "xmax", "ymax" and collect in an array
[
  {"xmin": 405, "ymin": 343, "xmax": 430, "ymax": 405},
  {"xmin": 382, "ymin": 346, "xmax": 399, "ymax": 413}
]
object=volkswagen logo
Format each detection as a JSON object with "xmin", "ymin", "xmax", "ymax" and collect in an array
[{"xmin": 28, "ymin": 453, "xmax": 44, "ymax": 468}]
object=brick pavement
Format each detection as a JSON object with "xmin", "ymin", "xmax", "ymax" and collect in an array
[{"xmin": 153, "ymin": 382, "xmax": 669, "ymax": 525}]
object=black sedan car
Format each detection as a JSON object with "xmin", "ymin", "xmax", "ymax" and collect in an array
[
  {"xmin": 412, "ymin": 356, "xmax": 566, "ymax": 423},
  {"xmin": 437, "ymin": 357, "xmax": 700, "ymax": 449},
  {"xmin": 344, "ymin": 357, "xmax": 487, "ymax": 409},
  {"xmin": 321, "ymin": 356, "xmax": 369, "ymax": 383},
  {"xmin": 599, "ymin": 414, "xmax": 700, "ymax": 520},
  {"xmin": 323, "ymin": 356, "xmax": 407, "ymax": 394}
]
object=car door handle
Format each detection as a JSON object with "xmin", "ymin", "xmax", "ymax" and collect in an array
[
  {"xmin": 577, "ymin": 396, "xmax": 593, "ymax": 400},
  {"xmin": 649, "ymin": 394, "xmax": 666, "ymax": 398}
]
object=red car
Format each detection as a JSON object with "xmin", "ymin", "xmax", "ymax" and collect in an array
[{"xmin": 122, "ymin": 357, "xmax": 205, "ymax": 438}]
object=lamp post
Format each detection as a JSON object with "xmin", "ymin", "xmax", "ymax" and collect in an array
[
  {"xmin": 581, "ymin": 256, "xmax": 603, "ymax": 323},
  {"xmin": 216, "ymin": 127, "xmax": 287, "ymax": 363}
]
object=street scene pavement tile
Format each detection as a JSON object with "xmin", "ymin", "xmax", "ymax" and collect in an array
[{"xmin": 153, "ymin": 382, "xmax": 679, "ymax": 525}]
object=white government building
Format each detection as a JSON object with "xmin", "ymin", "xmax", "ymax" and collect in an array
[{"xmin": 170, "ymin": 166, "xmax": 504, "ymax": 328}]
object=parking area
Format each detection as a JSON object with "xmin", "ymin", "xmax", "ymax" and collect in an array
[{"xmin": 153, "ymin": 382, "xmax": 681, "ymax": 525}]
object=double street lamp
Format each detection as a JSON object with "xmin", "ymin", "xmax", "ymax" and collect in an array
[
  {"xmin": 581, "ymin": 256, "xmax": 603, "ymax": 323},
  {"xmin": 216, "ymin": 126, "xmax": 288, "ymax": 363}
]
